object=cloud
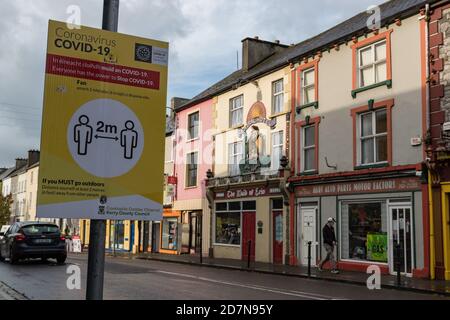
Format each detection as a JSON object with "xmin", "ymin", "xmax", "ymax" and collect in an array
[{"xmin": 0, "ymin": 0, "xmax": 378, "ymax": 166}]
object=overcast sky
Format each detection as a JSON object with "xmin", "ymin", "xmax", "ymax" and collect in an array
[{"xmin": 0, "ymin": 0, "xmax": 381, "ymax": 167}]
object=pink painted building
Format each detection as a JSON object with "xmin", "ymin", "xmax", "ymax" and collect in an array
[{"xmin": 172, "ymin": 98, "xmax": 213, "ymax": 256}]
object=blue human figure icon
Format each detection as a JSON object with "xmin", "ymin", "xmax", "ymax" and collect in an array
[
  {"xmin": 120, "ymin": 121, "xmax": 138, "ymax": 159},
  {"xmin": 74, "ymin": 115, "xmax": 93, "ymax": 156}
]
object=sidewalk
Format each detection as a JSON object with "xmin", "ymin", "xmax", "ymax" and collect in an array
[{"xmin": 128, "ymin": 252, "xmax": 450, "ymax": 297}]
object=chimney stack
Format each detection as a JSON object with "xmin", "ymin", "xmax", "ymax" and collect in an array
[
  {"xmin": 27, "ymin": 150, "xmax": 40, "ymax": 167},
  {"xmin": 15, "ymin": 158, "xmax": 27, "ymax": 169},
  {"xmin": 241, "ymin": 37, "xmax": 288, "ymax": 72}
]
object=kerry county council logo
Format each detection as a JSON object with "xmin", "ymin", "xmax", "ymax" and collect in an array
[{"xmin": 135, "ymin": 43, "xmax": 152, "ymax": 63}]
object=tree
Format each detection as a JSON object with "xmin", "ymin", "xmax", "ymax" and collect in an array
[{"xmin": 0, "ymin": 193, "xmax": 13, "ymax": 226}]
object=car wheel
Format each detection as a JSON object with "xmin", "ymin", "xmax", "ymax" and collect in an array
[
  {"xmin": 9, "ymin": 251, "xmax": 18, "ymax": 265},
  {"xmin": 56, "ymin": 255, "xmax": 66, "ymax": 265}
]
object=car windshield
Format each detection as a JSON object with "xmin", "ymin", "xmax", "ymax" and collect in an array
[{"xmin": 21, "ymin": 225, "xmax": 60, "ymax": 236}]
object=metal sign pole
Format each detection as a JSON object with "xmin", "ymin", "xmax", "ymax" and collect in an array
[{"xmin": 85, "ymin": 0, "xmax": 120, "ymax": 301}]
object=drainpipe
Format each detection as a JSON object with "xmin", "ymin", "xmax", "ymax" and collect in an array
[{"xmin": 428, "ymin": 171, "xmax": 436, "ymax": 280}]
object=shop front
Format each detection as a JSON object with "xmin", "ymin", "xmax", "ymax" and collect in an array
[
  {"xmin": 207, "ymin": 182, "xmax": 286, "ymax": 264},
  {"xmin": 159, "ymin": 210, "xmax": 182, "ymax": 255},
  {"xmin": 292, "ymin": 173, "xmax": 426, "ymax": 277}
]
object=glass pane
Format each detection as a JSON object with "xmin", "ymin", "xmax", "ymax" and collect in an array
[
  {"xmin": 275, "ymin": 214, "xmax": 283, "ymax": 241},
  {"xmin": 304, "ymin": 148, "xmax": 315, "ymax": 171},
  {"xmin": 229, "ymin": 201, "xmax": 241, "ymax": 211},
  {"xmin": 215, "ymin": 212, "xmax": 241, "ymax": 245},
  {"xmin": 243, "ymin": 201, "xmax": 256, "ymax": 211},
  {"xmin": 272, "ymin": 145, "xmax": 282, "ymax": 170},
  {"xmin": 274, "ymin": 94, "xmax": 283, "ymax": 113},
  {"xmin": 304, "ymin": 86, "xmax": 315, "ymax": 104},
  {"xmin": 360, "ymin": 47, "xmax": 373, "ymax": 66},
  {"xmin": 216, "ymin": 202, "xmax": 227, "ymax": 211},
  {"xmin": 272, "ymin": 199, "xmax": 283, "ymax": 210},
  {"xmin": 375, "ymin": 62, "xmax": 387, "ymax": 83},
  {"xmin": 376, "ymin": 135, "xmax": 388, "ymax": 162},
  {"xmin": 375, "ymin": 109, "xmax": 387, "ymax": 134},
  {"xmin": 273, "ymin": 80, "xmax": 283, "ymax": 93},
  {"xmin": 304, "ymin": 69, "xmax": 315, "ymax": 86},
  {"xmin": 346, "ymin": 202, "xmax": 386, "ymax": 262},
  {"xmin": 405, "ymin": 208, "xmax": 412, "ymax": 273},
  {"xmin": 362, "ymin": 138, "xmax": 374, "ymax": 164},
  {"xmin": 162, "ymin": 218, "xmax": 178, "ymax": 250},
  {"xmin": 375, "ymin": 42, "xmax": 386, "ymax": 61},
  {"xmin": 361, "ymin": 67, "xmax": 374, "ymax": 87},
  {"xmin": 361, "ymin": 113, "xmax": 373, "ymax": 137},
  {"xmin": 304, "ymin": 126, "xmax": 315, "ymax": 147}
]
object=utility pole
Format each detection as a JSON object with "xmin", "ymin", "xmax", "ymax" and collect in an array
[{"xmin": 85, "ymin": 0, "xmax": 120, "ymax": 301}]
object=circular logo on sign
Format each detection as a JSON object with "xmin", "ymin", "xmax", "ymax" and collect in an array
[
  {"xmin": 67, "ymin": 99, "xmax": 144, "ymax": 178},
  {"xmin": 136, "ymin": 45, "xmax": 151, "ymax": 61}
]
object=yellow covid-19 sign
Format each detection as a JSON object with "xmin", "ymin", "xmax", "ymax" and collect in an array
[{"xmin": 37, "ymin": 20, "xmax": 168, "ymax": 221}]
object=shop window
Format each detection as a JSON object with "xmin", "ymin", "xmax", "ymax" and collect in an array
[
  {"xmin": 341, "ymin": 202, "xmax": 388, "ymax": 263},
  {"xmin": 229, "ymin": 201, "xmax": 241, "ymax": 211},
  {"xmin": 229, "ymin": 95, "xmax": 244, "ymax": 127},
  {"xmin": 161, "ymin": 217, "xmax": 178, "ymax": 250},
  {"xmin": 215, "ymin": 212, "xmax": 241, "ymax": 245},
  {"xmin": 216, "ymin": 202, "xmax": 227, "ymax": 211},
  {"xmin": 272, "ymin": 79, "xmax": 284, "ymax": 114},
  {"xmin": 188, "ymin": 111, "xmax": 199, "ymax": 140}
]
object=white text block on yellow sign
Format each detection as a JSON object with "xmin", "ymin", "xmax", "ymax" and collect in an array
[{"xmin": 37, "ymin": 20, "xmax": 168, "ymax": 221}]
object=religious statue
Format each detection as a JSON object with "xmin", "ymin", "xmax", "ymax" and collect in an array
[{"xmin": 247, "ymin": 126, "xmax": 260, "ymax": 163}]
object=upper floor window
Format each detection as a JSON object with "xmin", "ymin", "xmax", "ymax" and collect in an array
[
  {"xmin": 271, "ymin": 131, "xmax": 284, "ymax": 170},
  {"xmin": 351, "ymin": 30, "xmax": 392, "ymax": 97},
  {"xmin": 302, "ymin": 125, "xmax": 316, "ymax": 172},
  {"xmin": 188, "ymin": 111, "xmax": 199, "ymax": 140},
  {"xmin": 229, "ymin": 95, "xmax": 244, "ymax": 127},
  {"xmin": 186, "ymin": 152, "xmax": 198, "ymax": 188},
  {"xmin": 228, "ymin": 142, "xmax": 243, "ymax": 176},
  {"xmin": 272, "ymin": 79, "xmax": 284, "ymax": 114},
  {"xmin": 359, "ymin": 109, "xmax": 387, "ymax": 165},
  {"xmin": 358, "ymin": 40, "xmax": 387, "ymax": 88},
  {"xmin": 301, "ymin": 68, "xmax": 316, "ymax": 105}
]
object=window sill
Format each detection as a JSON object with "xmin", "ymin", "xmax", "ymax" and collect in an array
[
  {"xmin": 297, "ymin": 170, "xmax": 318, "ymax": 176},
  {"xmin": 351, "ymin": 80, "xmax": 392, "ymax": 98},
  {"xmin": 354, "ymin": 162, "xmax": 389, "ymax": 170},
  {"xmin": 213, "ymin": 243, "xmax": 241, "ymax": 248},
  {"xmin": 296, "ymin": 102, "xmax": 319, "ymax": 114},
  {"xmin": 185, "ymin": 186, "xmax": 198, "ymax": 190},
  {"xmin": 187, "ymin": 137, "xmax": 200, "ymax": 143}
]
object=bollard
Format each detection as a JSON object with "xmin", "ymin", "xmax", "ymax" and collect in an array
[
  {"xmin": 307, "ymin": 241, "xmax": 312, "ymax": 277},
  {"xmin": 247, "ymin": 240, "xmax": 252, "ymax": 269},
  {"xmin": 396, "ymin": 243, "xmax": 402, "ymax": 286}
]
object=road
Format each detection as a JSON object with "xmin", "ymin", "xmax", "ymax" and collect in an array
[{"xmin": 0, "ymin": 254, "xmax": 447, "ymax": 300}]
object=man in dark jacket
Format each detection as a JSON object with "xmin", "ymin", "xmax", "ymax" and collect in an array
[{"xmin": 318, "ymin": 217, "xmax": 339, "ymax": 274}]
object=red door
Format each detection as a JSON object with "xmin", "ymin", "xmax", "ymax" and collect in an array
[
  {"xmin": 242, "ymin": 212, "xmax": 255, "ymax": 261},
  {"xmin": 273, "ymin": 210, "xmax": 283, "ymax": 264}
]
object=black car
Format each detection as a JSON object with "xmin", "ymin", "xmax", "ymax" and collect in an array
[{"xmin": 0, "ymin": 222, "xmax": 67, "ymax": 264}]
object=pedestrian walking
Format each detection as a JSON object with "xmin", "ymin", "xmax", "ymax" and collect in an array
[{"xmin": 317, "ymin": 217, "xmax": 339, "ymax": 274}]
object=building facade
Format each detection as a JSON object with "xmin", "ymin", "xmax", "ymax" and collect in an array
[{"xmin": 171, "ymin": 98, "xmax": 213, "ymax": 256}]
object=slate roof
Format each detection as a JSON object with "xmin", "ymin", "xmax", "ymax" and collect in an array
[
  {"xmin": 0, "ymin": 167, "xmax": 15, "ymax": 182},
  {"xmin": 177, "ymin": 0, "xmax": 436, "ymax": 111}
]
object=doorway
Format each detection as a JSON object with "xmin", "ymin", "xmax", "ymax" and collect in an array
[
  {"xmin": 242, "ymin": 212, "xmax": 256, "ymax": 261},
  {"xmin": 152, "ymin": 222, "xmax": 160, "ymax": 253},
  {"xmin": 272, "ymin": 210, "xmax": 283, "ymax": 264},
  {"xmin": 389, "ymin": 206, "xmax": 413, "ymax": 276},
  {"xmin": 188, "ymin": 212, "xmax": 202, "ymax": 255},
  {"xmin": 298, "ymin": 206, "xmax": 317, "ymax": 266}
]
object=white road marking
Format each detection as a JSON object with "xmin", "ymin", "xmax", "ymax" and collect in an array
[{"xmin": 156, "ymin": 270, "xmax": 340, "ymax": 300}]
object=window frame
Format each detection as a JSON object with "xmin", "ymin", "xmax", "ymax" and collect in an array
[
  {"xmin": 302, "ymin": 125, "xmax": 317, "ymax": 173},
  {"xmin": 271, "ymin": 131, "xmax": 284, "ymax": 171},
  {"xmin": 229, "ymin": 95, "xmax": 244, "ymax": 128},
  {"xmin": 187, "ymin": 110, "xmax": 200, "ymax": 141},
  {"xmin": 271, "ymin": 79, "xmax": 284, "ymax": 114},
  {"xmin": 357, "ymin": 39, "xmax": 387, "ymax": 88},
  {"xmin": 351, "ymin": 30, "xmax": 393, "ymax": 97},
  {"xmin": 351, "ymin": 99, "xmax": 394, "ymax": 169},
  {"xmin": 296, "ymin": 59, "xmax": 320, "ymax": 109},
  {"xmin": 228, "ymin": 141, "xmax": 243, "ymax": 176},
  {"xmin": 359, "ymin": 109, "xmax": 388, "ymax": 166},
  {"xmin": 185, "ymin": 151, "xmax": 198, "ymax": 188},
  {"xmin": 295, "ymin": 117, "xmax": 320, "ymax": 175}
]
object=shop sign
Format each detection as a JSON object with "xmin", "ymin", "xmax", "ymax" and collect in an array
[
  {"xmin": 295, "ymin": 177, "xmax": 420, "ymax": 197},
  {"xmin": 215, "ymin": 186, "xmax": 281, "ymax": 200},
  {"xmin": 168, "ymin": 176, "xmax": 178, "ymax": 185}
]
